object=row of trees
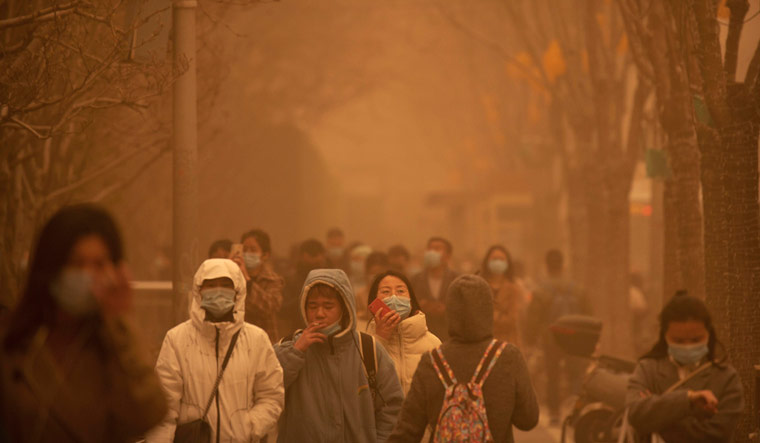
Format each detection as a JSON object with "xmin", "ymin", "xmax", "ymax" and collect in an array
[
  {"xmin": 472, "ymin": 0, "xmax": 760, "ymax": 436},
  {"xmin": 443, "ymin": 0, "xmax": 759, "ymax": 436}
]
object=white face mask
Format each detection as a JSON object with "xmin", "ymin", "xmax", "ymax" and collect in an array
[{"xmin": 50, "ymin": 269, "xmax": 98, "ymax": 316}]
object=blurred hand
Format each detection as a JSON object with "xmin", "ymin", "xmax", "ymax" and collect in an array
[
  {"xmin": 374, "ymin": 309, "xmax": 400, "ymax": 340},
  {"xmin": 93, "ymin": 262, "xmax": 133, "ymax": 319},
  {"xmin": 688, "ymin": 390, "xmax": 718, "ymax": 418},
  {"xmin": 294, "ymin": 322, "xmax": 327, "ymax": 352}
]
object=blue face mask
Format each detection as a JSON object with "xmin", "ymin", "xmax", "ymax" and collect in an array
[
  {"xmin": 200, "ymin": 287, "xmax": 236, "ymax": 319},
  {"xmin": 244, "ymin": 252, "xmax": 261, "ymax": 270},
  {"xmin": 424, "ymin": 250, "xmax": 442, "ymax": 268},
  {"xmin": 384, "ymin": 295, "xmax": 412, "ymax": 320},
  {"xmin": 488, "ymin": 259, "xmax": 508, "ymax": 275},
  {"xmin": 668, "ymin": 341, "xmax": 709, "ymax": 365},
  {"xmin": 318, "ymin": 318, "xmax": 343, "ymax": 336}
]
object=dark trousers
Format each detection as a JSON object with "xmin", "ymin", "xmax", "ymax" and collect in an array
[{"xmin": 544, "ymin": 340, "xmax": 586, "ymax": 417}]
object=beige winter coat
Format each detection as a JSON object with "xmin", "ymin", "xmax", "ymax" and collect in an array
[
  {"xmin": 146, "ymin": 259, "xmax": 284, "ymax": 442},
  {"xmin": 367, "ymin": 312, "xmax": 441, "ymax": 394}
]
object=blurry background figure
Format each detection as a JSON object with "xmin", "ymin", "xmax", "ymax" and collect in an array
[
  {"xmin": 280, "ymin": 239, "xmax": 327, "ymax": 334},
  {"xmin": 387, "ymin": 244, "xmax": 411, "ymax": 276},
  {"xmin": 0, "ymin": 204, "xmax": 167, "ymax": 442},
  {"xmin": 348, "ymin": 243, "xmax": 373, "ymax": 293},
  {"xmin": 208, "ymin": 238, "xmax": 233, "ymax": 259},
  {"xmin": 526, "ymin": 249, "xmax": 590, "ymax": 426},
  {"xmin": 629, "ymin": 271, "xmax": 650, "ymax": 356},
  {"xmin": 325, "ymin": 227, "xmax": 348, "ymax": 272},
  {"xmin": 410, "ymin": 237, "xmax": 458, "ymax": 341},
  {"xmin": 231, "ymin": 229, "xmax": 284, "ymax": 342},
  {"xmin": 355, "ymin": 251, "xmax": 391, "ymax": 323},
  {"xmin": 478, "ymin": 245, "xmax": 525, "ymax": 346}
]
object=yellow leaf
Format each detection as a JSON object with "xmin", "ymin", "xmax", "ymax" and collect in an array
[{"xmin": 542, "ymin": 40, "xmax": 566, "ymax": 84}]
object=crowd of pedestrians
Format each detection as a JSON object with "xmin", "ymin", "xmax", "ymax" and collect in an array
[{"xmin": 0, "ymin": 204, "xmax": 749, "ymax": 442}]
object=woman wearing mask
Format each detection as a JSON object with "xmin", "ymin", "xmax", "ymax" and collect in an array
[
  {"xmin": 367, "ymin": 270, "xmax": 441, "ymax": 394},
  {"xmin": 146, "ymin": 258, "xmax": 284, "ymax": 442},
  {"xmin": 0, "ymin": 204, "xmax": 167, "ymax": 442},
  {"xmin": 232, "ymin": 229, "xmax": 284, "ymax": 342},
  {"xmin": 624, "ymin": 294, "xmax": 744, "ymax": 442},
  {"xmin": 478, "ymin": 245, "xmax": 525, "ymax": 346}
]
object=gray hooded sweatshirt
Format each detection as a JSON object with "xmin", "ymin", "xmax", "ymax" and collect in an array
[
  {"xmin": 274, "ymin": 269, "xmax": 404, "ymax": 443},
  {"xmin": 388, "ymin": 274, "xmax": 539, "ymax": 443}
]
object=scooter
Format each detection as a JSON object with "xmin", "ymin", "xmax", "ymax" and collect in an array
[{"xmin": 550, "ymin": 315, "xmax": 636, "ymax": 443}]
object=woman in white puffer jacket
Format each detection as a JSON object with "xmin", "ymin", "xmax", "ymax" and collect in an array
[
  {"xmin": 366, "ymin": 270, "xmax": 442, "ymax": 394},
  {"xmin": 146, "ymin": 259, "xmax": 284, "ymax": 442}
]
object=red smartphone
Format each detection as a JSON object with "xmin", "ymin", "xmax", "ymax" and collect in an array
[{"xmin": 369, "ymin": 298, "xmax": 392, "ymax": 318}]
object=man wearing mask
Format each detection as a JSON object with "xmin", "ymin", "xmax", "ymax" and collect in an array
[
  {"xmin": 275, "ymin": 269, "xmax": 403, "ymax": 443},
  {"xmin": 147, "ymin": 259, "xmax": 284, "ymax": 442},
  {"xmin": 325, "ymin": 227, "xmax": 348, "ymax": 271},
  {"xmin": 410, "ymin": 237, "xmax": 458, "ymax": 341},
  {"xmin": 232, "ymin": 229, "xmax": 284, "ymax": 342}
]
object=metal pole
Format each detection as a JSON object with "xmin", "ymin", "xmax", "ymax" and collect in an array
[{"xmin": 172, "ymin": 0, "xmax": 198, "ymax": 325}]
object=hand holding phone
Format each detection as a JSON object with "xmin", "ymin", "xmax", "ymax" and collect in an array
[{"xmin": 369, "ymin": 298, "xmax": 391, "ymax": 318}]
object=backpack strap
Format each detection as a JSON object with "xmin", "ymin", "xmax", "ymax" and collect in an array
[
  {"xmin": 359, "ymin": 332, "xmax": 378, "ymax": 393},
  {"xmin": 278, "ymin": 329, "xmax": 303, "ymax": 345},
  {"xmin": 471, "ymin": 339, "xmax": 507, "ymax": 387},
  {"xmin": 430, "ymin": 347, "xmax": 457, "ymax": 388}
]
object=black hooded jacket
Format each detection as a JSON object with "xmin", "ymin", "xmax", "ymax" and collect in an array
[{"xmin": 388, "ymin": 274, "xmax": 539, "ymax": 442}]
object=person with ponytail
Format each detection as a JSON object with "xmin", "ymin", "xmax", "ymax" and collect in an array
[{"xmin": 625, "ymin": 293, "xmax": 744, "ymax": 442}]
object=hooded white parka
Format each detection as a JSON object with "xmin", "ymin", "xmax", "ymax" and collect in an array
[{"xmin": 146, "ymin": 259, "xmax": 284, "ymax": 442}]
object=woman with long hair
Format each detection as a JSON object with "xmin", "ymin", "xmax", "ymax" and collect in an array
[
  {"xmin": 366, "ymin": 270, "xmax": 441, "ymax": 394},
  {"xmin": 625, "ymin": 293, "xmax": 744, "ymax": 442},
  {"xmin": 478, "ymin": 245, "xmax": 525, "ymax": 346},
  {"xmin": 1, "ymin": 204, "xmax": 167, "ymax": 442}
]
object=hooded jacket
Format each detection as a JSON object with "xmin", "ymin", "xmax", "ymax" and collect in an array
[
  {"xmin": 367, "ymin": 312, "xmax": 441, "ymax": 394},
  {"xmin": 274, "ymin": 269, "xmax": 404, "ymax": 443},
  {"xmin": 388, "ymin": 275, "xmax": 539, "ymax": 443},
  {"xmin": 146, "ymin": 259, "xmax": 284, "ymax": 442}
]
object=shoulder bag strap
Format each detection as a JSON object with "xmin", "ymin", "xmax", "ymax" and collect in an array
[
  {"xmin": 201, "ymin": 330, "xmax": 241, "ymax": 419},
  {"xmin": 664, "ymin": 361, "xmax": 712, "ymax": 394},
  {"xmin": 359, "ymin": 332, "xmax": 378, "ymax": 386}
]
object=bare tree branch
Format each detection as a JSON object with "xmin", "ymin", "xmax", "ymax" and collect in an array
[
  {"xmin": 691, "ymin": 0, "xmax": 730, "ymax": 128},
  {"xmin": 0, "ymin": 2, "xmax": 79, "ymax": 30}
]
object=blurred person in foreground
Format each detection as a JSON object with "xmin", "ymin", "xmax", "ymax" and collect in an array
[
  {"xmin": 280, "ymin": 239, "xmax": 327, "ymax": 334},
  {"xmin": 388, "ymin": 275, "xmax": 539, "ymax": 442},
  {"xmin": 525, "ymin": 248, "xmax": 590, "ymax": 426},
  {"xmin": 387, "ymin": 244, "xmax": 411, "ymax": 275},
  {"xmin": 410, "ymin": 237, "xmax": 459, "ymax": 341},
  {"xmin": 478, "ymin": 245, "xmax": 526, "ymax": 346},
  {"xmin": 207, "ymin": 238, "xmax": 232, "ymax": 259},
  {"xmin": 274, "ymin": 269, "xmax": 403, "ymax": 443},
  {"xmin": 231, "ymin": 229, "xmax": 284, "ymax": 342},
  {"xmin": 146, "ymin": 259, "xmax": 284, "ymax": 442},
  {"xmin": 0, "ymin": 204, "xmax": 167, "ymax": 442},
  {"xmin": 623, "ymin": 293, "xmax": 743, "ymax": 442}
]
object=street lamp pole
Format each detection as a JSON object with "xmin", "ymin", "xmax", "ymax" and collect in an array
[{"xmin": 172, "ymin": 0, "xmax": 198, "ymax": 325}]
